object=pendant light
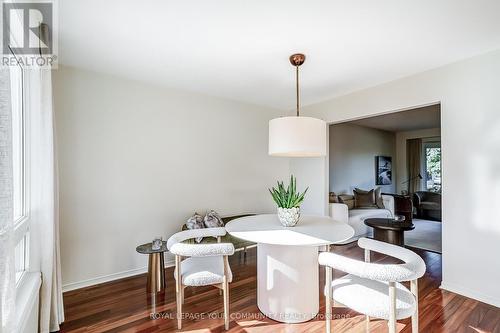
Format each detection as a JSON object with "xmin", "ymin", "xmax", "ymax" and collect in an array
[{"xmin": 268, "ymin": 53, "xmax": 327, "ymax": 157}]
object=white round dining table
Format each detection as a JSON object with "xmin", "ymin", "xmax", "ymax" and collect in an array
[{"xmin": 225, "ymin": 214, "xmax": 354, "ymax": 323}]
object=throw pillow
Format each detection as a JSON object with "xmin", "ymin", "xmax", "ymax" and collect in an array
[
  {"xmin": 185, "ymin": 212, "xmax": 205, "ymax": 243},
  {"xmin": 338, "ymin": 194, "xmax": 355, "ymax": 210},
  {"xmin": 353, "ymin": 188, "xmax": 377, "ymax": 208},
  {"xmin": 204, "ymin": 210, "xmax": 224, "ymax": 228},
  {"xmin": 354, "ymin": 187, "xmax": 385, "ymax": 209}
]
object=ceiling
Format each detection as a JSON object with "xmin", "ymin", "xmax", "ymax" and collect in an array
[
  {"xmin": 349, "ymin": 104, "xmax": 441, "ymax": 132},
  {"xmin": 59, "ymin": 0, "xmax": 500, "ymax": 110}
]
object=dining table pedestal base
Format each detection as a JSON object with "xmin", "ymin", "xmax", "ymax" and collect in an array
[{"xmin": 257, "ymin": 243, "xmax": 319, "ymax": 323}]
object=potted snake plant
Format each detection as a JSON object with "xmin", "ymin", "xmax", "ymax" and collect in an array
[{"xmin": 269, "ymin": 175, "xmax": 308, "ymax": 227}]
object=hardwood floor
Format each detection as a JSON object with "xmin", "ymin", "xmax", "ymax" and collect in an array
[{"xmin": 60, "ymin": 244, "xmax": 500, "ymax": 333}]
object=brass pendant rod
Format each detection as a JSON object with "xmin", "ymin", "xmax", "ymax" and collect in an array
[
  {"xmin": 296, "ymin": 65, "xmax": 299, "ymax": 117},
  {"xmin": 289, "ymin": 53, "xmax": 305, "ymax": 117}
]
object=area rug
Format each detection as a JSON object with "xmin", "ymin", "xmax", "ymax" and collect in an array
[{"xmin": 405, "ymin": 219, "xmax": 442, "ymax": 253}]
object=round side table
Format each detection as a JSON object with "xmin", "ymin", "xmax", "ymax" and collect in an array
[
  {"xmin": 136, "ymin": 241, "xmax": 168, "ymax": 293},
  {"xmin": 364, "ymin": 218, "xmax": 415, "ymax": 246}
]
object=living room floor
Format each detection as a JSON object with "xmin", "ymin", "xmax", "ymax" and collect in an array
[
  {"xmin": 405, "ymin": 219, "xmax": 442, "ymax": 253},
  {"xmin": 59, "ymin": 243, "xmax": 499, "ymax": 333}
]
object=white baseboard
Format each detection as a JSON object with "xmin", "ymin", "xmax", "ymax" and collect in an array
[
  {"xmin": 440, "ymin": 281, "xmax": 500, "ymax": 308},
  {"xmin": 62, "ymin": 246, "xmax": 255, "ymax": 293},
  {"xmin": 62, "ymin": 259, "xmax": 175, "ymax": 292}
]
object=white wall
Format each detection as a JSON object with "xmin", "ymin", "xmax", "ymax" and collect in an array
[
  {"xmin": 330, "ymin": 123, "xmax": 396, "ymax": 194},
  {"xmin": 290, "ymin": 157, "xmax": 328, "ymax": 215},
  {"xmin": 395, "ymin": 127, "xmax": 441, "ymax": 193},
  {"xmin": 54, "ymin": 66, "xmax": 290, "ymax": 290},
  {"xmin": 299, "ymin": 49, "xmax": 500, "ymax": 307}
]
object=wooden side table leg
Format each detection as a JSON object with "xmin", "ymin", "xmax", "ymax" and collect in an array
[
  {"xmin": 387, "ymin": 230, "xmax": 404, "ymax": 246},
  {"xmin": 373, "ymin": 229, "xmax": 384, "ymax": 242},
  {"xmin": 374, "ymin": 229, "xmax": 404, "ymax": 246},
  {"xmin": 147, "ymin": 253, "xmax": 166, "ymax": 293}
]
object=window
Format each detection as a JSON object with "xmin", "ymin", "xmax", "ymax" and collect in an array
[
  {"xmin": 424, "ymin": 142, "xmax": 441, "ymax": 192},
  {"xmin": 15, "ymin": 234, "xmax": 29, "ymax": 282},
  {"xmin": 10, "ymin": 58, "xmax": 29, "ymax": 284}
]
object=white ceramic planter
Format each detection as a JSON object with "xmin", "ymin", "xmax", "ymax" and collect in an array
[{"xmin": 277, "ymin": 207, "xmax": 300, "ymax": 227}]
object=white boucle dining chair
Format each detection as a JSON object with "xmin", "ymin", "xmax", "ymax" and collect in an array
[
  {"xmin": 167, "ymin": 227, "xmax": 235, "ymax": 330},
  {"xmin": 319, "ymin": 237, "xmax": 426, "ymax": 333}
]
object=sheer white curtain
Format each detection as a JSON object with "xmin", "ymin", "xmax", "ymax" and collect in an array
[
  {"xmin": 26, "ymin": 65, "xmax": 65, "ymax": 332},
  {"xmin": 0, "ymin": 67, "xmax": 16, "ymax": 333},
  {"xmin": 1, "ymin": 6, "xmax": 16, "ymax": 331}
]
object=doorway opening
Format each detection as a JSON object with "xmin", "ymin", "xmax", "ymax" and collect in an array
[{"xmin": 328, "ymin": 103, "xmax": 442, "ymax": 253}]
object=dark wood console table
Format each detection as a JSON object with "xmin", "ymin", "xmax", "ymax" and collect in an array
[{"xmin": 383, "ymin": 193, "xmax": 413, "ymax": 222}]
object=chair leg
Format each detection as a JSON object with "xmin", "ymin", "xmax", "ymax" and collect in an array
[
  {"xmin": 388, "ymin": 282, "xmax": 396, "ymax": 333},
  {"xmin": 364, "ymin": 249, "xmax": 371, "ymax": 263},
  {"xmin": 176, "ymin": 287, "xmax": 182, "ymax": 329},
  {"xmin": 222, "ymin": 255, "xmax": 230, "ymax": 330},
  {"xmin": 175, "ymin": 255, "xmax": 183, "ymax": 330},
  {"xmin": 223, "ymin": 278, "xmax": 229, "ymax": 330},
  {"xmin": 219, "ymin": 288, "xmax": 222, "ymax": 296},
  {"xmin": 325, "ymin": 266, "xmax": 333, "ymax": 333},
  {"xmin": 364, "ymin": 248, "xmax": 371, "ymax": 333},
  {"xmin": 411, "ymin": 279, "xmax": 418, "ymax": 332},
  {"xmin": 239, "ymin": 247, "xmax": 247, "ymax": 262},
  {"xmin": 181, "ymin": 286, "xmax": 185, "ymax": 304}
]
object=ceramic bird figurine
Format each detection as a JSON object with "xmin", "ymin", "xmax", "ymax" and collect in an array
[
  {"xmin": 204, "ymin": 210, "xmax": 224, "ymax": 228},
  {"xmin": 186, "ymin": 212, "xmax": 205, "ymax": 242}
]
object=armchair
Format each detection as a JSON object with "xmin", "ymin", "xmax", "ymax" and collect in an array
[
  {"xmin": 167, "ymin": 227, "xmax": 235, "ymax": 330},
  {"xmin": 413, "ymin": 191, "xmax": 441, "ymax": 221},
  {"xmin": 319, "ymin": 238, "xmax": 426, "ymax": 333}
]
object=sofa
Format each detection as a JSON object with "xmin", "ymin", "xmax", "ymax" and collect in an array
[
  {"xmin": 329, "ymin": 195, "xmax": 395, "ymax": 238},
  {"xmin": 413, "ymin": 191, "xmax": 441, "ymax": 221}
]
